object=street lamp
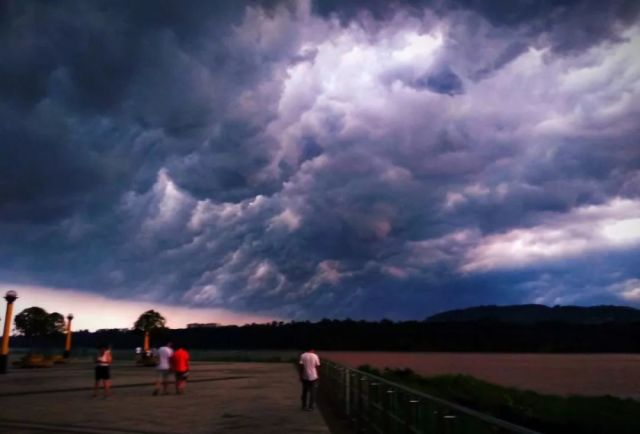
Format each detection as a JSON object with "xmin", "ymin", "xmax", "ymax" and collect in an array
[
  {"xmin": 143, "ymin": 329, "xmax": 150, "ymax": 354},
  {"xmin": 0, "ymin": 290, "xmax": 18, "ymax": 374},
  {"xmin": 63, "ymin": 313, "xmax": 74, "ymax": 359}
]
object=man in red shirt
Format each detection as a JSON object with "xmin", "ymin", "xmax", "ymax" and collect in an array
[{"xmin": 172, "ymin": 344, "xmax": 190, "ymax": 395}]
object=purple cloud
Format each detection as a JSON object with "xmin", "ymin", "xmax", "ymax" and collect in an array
[{"xmin": 0, "ymin": 0, "xmax": 638, "ymax": 320}]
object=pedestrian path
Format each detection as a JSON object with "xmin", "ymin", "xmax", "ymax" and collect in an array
[{"xmin": 0, "ymin": 361, "xmax": 331, "ymax": 434}]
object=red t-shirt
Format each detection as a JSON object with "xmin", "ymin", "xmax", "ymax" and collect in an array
[{"xmin": 172, "ymin": 348, "xmax": 190, "ymax": 372}]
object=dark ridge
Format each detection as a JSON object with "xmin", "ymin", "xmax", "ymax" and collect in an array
[{"xmin": 426, "ymin": 304, "xmax": 640, "ymax": 324}]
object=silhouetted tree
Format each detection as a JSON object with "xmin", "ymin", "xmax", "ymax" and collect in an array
[
  {"xmin": 133, "ymin": 310, "xmax": 166, "ymax": 351},
  {"xmin": 13, "ymin": 307, "xmax": 66, "ymax": 353},
  {"xmin": 48, "ymin": 312, "xmax": 65, "ymax": 335},
  {"xmin": 14, "ymin": 307, "xmax": 65, "ymax": 337}
]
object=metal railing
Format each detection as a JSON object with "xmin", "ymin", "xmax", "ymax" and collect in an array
[{"xmin": 319, "ymin": 360, "xmax": 542, "ymax": 434}]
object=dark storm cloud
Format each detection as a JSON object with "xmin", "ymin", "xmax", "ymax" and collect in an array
[
  {"xmin": 412, "ymin": 65, "xmax": 464, "ymax": 95},
  {"xmin": 314, "ymin": 0, "xmax": 640, "ymax": 52},
  {"xmin": 1, "ymin": 0, "xmax": 639, "ymax": 320},
  {"xmin": 0, "ymin": 0, "xmax": 293, "ymax": 217}
]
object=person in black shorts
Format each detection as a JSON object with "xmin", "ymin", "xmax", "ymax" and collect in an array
[{"xmin": 93, "ymin": 344, "xmax": 112, "ymax": 398}]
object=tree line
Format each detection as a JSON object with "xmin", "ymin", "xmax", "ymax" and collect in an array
[
  {"xmin": 8, "ymin": 306, "xmax": 640, "ymax": 353},
  {"xmin": 8, "ymin": 307, "xmax": 167, "ymax": 351}
]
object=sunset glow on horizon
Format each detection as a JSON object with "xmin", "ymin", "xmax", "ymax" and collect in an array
[{"xmin": 1, "ymin": 284, "xmax": 278, "ymax": 332}]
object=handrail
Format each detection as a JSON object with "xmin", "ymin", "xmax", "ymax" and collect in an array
[{"xmin": 321, "ymin": 359, "xmax": 543, "ymax": 434}]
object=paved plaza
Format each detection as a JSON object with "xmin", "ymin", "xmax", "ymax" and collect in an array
[{"xmin": 0, "ymin": 361, "xmax": 332, "ymax": 434}]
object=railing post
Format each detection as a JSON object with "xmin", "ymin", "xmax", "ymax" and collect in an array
[
  {"xmin": 355, "ymin": 373, "xmax": 363, "ymax": 433},
  {"xmin": 385, "ymin": 389, "xmax": 395, "ymax": 434},
  {"xmin": 443, "ymin": 414, "xmax": 457, "ymax": 434},
  {"xmin": 345, "ymin": 367, "xmax": 351, "ymax": 416},
  {"xmin": 360, "ymin": 376, "xmax": 368, "ymax": 432},
  {"xmin": 406, "ymin": 399, "xmax": 419, "ymax": 434},
  {"xmin": 370, "ymin": 382, "xmax": 380, "ymax": 431}
]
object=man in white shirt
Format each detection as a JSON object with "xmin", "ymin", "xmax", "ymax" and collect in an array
[
  {"xmin": 153, "ymin": 342, "xmax": 173, "ymax": 395},
  {"xmin": 299, "ymin": 348, "xmax": 320, "ymax": 410}
]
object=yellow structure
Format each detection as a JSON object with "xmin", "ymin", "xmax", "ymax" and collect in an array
[
  {"xmin": 64, "ymin": 313, "xmax": 74, "ymax": 358},
  {"xmin": 1, "ymin": 290, "xmax": 18, "ymax": 374}
]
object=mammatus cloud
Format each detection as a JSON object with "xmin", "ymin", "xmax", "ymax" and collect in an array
[{"xmin": 0, "ymin": 0, "xmax": 639, "ymax": 321}]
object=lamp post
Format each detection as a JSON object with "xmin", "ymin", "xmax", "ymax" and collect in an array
[
  {"xmin": 63, "ymin": 313, "xmax": 74, "ymax": 358},
  {"xmin": 143, "ymin": 330, "xmax": 150, "ymax": 354},
  {"xmin": 0, "ymin": 290, "xmax": 18, "ymax": 374}
]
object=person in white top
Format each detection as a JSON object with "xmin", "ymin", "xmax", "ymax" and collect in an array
[
  {"xmin": 299, "ymin": 348, "xmax": 321, "ymax": 410},
  {"xmin": 153, "ymin": 342, "xmax": 173, "ymax": 395}
]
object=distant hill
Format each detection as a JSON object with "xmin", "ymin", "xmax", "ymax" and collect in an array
[{"xmin": 426, "ymin": 304, "xmax": 640, "ymax": 324}]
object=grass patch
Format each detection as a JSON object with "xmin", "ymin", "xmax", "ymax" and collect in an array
[{"xmin": 358, "ymin": 365, "xmax": 639, "ymax": 434}]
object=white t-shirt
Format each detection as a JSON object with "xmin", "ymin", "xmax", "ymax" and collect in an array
[
  {"xmin": 299, "ymin": 352, "xmax": 320, "ymax": 381},
  {"xmin": 157, "ymin": 346, "xmax": 173, "ymax": 370}
]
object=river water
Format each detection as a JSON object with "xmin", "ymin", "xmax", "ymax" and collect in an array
[{"xmin": 322, "ymin": 351, "xmax": 640, "ymax": 398}]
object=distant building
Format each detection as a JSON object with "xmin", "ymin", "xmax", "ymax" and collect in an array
[{"xmin": 187, "ymin": 323, "xmax": 220, "ymax": 329}]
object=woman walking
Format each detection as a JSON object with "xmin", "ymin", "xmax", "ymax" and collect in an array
[{"xmin": 93, "ymin": 344, "xmax": 112, "ymax": 398}]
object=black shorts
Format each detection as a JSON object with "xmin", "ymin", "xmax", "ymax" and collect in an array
[
  {"xmin": 95, "ymin": 365, "xmax": 111, "ymax": 381},
  {"xmin": 175, "ymin": 371, "xmax": 189, "ymax": 381}
]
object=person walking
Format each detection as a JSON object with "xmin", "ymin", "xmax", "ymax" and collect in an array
[
  {"xmin": 299, "ymin": 348, "xmax": 320, "ymax": 411},
  {"xmin": 172, "ymin": 344, "xmax": 190, "ymax": 395},
  {"xmin": 153, "ymin": 341, "xmax": 173, "ymax": 395},
  {"xmin": 93, "ymin": 344, "xmax": 112, "ymax": 398}
]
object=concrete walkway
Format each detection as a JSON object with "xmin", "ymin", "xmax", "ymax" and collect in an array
[{"xmin": 0, "ymin": 361, "xmax": 331, "ymax": 434}]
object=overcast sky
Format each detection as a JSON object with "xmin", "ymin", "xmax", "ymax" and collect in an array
[{"xmin": 1, "ymin": 0, "xmax": 639, "ymax": 330}]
